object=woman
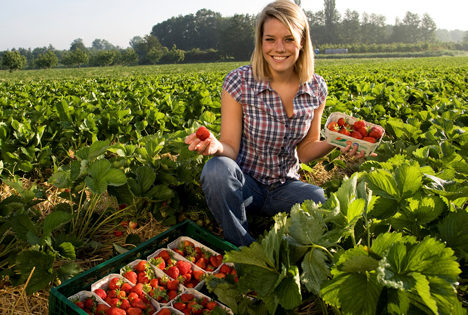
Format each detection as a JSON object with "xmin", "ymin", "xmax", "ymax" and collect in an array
[{"xmin": 185, "ymin": 0, "xmax": 365, "ymax": 246}]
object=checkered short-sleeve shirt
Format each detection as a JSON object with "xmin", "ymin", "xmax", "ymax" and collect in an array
[{"xmin": 223, "ymin": 65, "xmax": 328, "ymax": 185}]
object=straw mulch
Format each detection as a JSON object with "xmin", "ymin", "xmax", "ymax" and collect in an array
[{"xmin": 0, "ymin": 179, "xmax": 169, "ymax": 315}]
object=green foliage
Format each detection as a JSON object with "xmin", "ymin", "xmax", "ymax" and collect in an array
[{"xmin": 1, "ymin": 50, "xmax": 27, "ymax": 72}]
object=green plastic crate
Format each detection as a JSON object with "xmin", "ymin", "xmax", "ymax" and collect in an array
[{"xmin": 49, "ymin": 220, "xmax": 238, "ymax": 315}]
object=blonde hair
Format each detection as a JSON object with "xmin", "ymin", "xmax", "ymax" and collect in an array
[{"xmin": 251, "ymin": 0, "xmax": 314, "ymax": 84}]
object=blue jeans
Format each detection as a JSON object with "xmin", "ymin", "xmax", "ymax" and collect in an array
[{"xmin": 200, "ymin": 156, "xmax": 327, "ymax": 247}]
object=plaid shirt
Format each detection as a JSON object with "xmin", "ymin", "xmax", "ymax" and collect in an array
[{"xmin": 223, "ymin": 65, "xmax": 328, "ymax": 185}]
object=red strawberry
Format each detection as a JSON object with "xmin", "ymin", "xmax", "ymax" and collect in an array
[
  {"xmin": 149, "ymin": 278, "xmax": 159, "ymax": 288},
  {"xmin": 157, "ymin": 250, "xmax": 172, "ymax": 262},
  {"xmin": 95, "ymin": 304, "xmax": 109, "ymax": 315},
  {"xmin": 353, "ymin": 120, "xmax": 366, "ymax": 129},
  {"xmin": 350, "ymin": 131, "xmax": 363, "ymax": 139},
  {"xmin": 127, "ymin": 308, "xmax": 143, "ymax": 315},
  {"xmin": 356, "ymin": 126, "xmax": 368, "ymax": 137},
  {"xmin": 107, "ymin": 298, "xmax": 121, "ymax": 308},
  {"xmin": 220, "ymin": 264, "xmax": 232, "ymax": 274},
  {"xmin": 328, "ymin": 121, "xmax": 339, "ymax": 132},
  {"xmin": 180, "ymin": 293, "xmax": 195, "ymax": 303},
  {"xmin": 176, "ymin": 260, "xmax": 192, "ymax": 275},
  {"xmin": 131, "ymin": 283, "xmax": 144, "ymax": 296},
  {"xmin": 130, "ymin": 298, "xmax": 147, "ymax": 310},
  {"xmin": 120, "ymin": 299, "xmax": 131, "ymax": 311},
  {"xmin": 134, "ymin": 260, "xmax": 147, "ymax": 273},
  {"xmin": 167, "ymin": 290, "xmax": 178, "ymax": 301},
  {"xmin": 121, "ymin": 282, "xmax": 133, "ymax": 294},
  {"xmin": 108, "ymin": 277, "xmax": 121, "ymax": 290},
  {"xmin": 210, "ymin": 255, "xmax": 223, "ymax": 268},
  {"xmin": 173, "ymin": 248, "xmax": 185, "ymax": 256},
  {"xmin": 127, "ymin": 292, "xmax": 139, "ymax": 302},
  {"xmin": 337, "ymin": 117, "xmax": 347, "ymax": 127},
  {"xmin": 166, "ymin": 266, "xmax": 180, "ymax": 279},
  {"xmin": 193, "ymin": 269, "xmax": 204, "ymax": 281},
  {"xmin": 74, "ymin": 301, "xmax": 84, "ymax": 309},
  {"xmin": 196, "ymin": 126, "xmax": 210, "ymax": 141},
  {"xmin": 206, "ymin": 301, "xmax": 218, "ymax": 310},
  {"xmin": 105, "ymin": 306, "xmax": 126, "ymax": 315},
  {"xmin": 167, "ymin": 279, "xmax": 179, "ymax": 291},
  {"xmin": 84, "ymin": 297, "xmax": 95, "ymax": 309},
  {"xmin": 157, "ymin": 309, "xmax": 172, "ymax": 315},
  {"xmin": 150, "ymin": 257, "xmax": 166, "ymax": 270},
  {"xmin": 94, "ymin": 288, "xmax": 107, "ymax": 300},
  {"xmin": 368, "ymin": 126, "xmax": 384, "ymax": 140},
  {"xmin": 114, "ymin": 229, "xmax": 123, "ymax": 237},
  {"xmin": 338, "ymin": 126, "xmax": 351, "ymax": 136},
  {"xmin": 120, "ymin": 220, "xmax": 129, "ymax": 227},
  {"xmin": 174, "ymin": 302, "xmax": 186, "ymax": 311},
  {"xmin": 195, "ymin": 258, "xmax": 206, "ymax": 270},
  {"xmin": 363, "ymin": 136, "xmax": 376, "ymax": 143},
  {"xmin": 137, "ymin": 271, "xmax": 150, "ymax": 284},
  {"xmin": 122, "ymin": 266, "xmax": 138, "ymax": 284}
]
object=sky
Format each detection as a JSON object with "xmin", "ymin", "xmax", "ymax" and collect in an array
[{"xmin": 1, "ymin": 0, "xmax": 467, "ymax": 51}]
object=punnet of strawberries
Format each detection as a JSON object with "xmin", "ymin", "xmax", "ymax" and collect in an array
[
  {"xmin": 93, "ymin": 276, "xmax": 158, "ymax": 315},
  {"xmin": 171, "ymin": 292, "xmax": 228, "ymax": 315},
  {"xmin": 169, "ymin": 239, "xmax": 224, "ymax": 273},
  {"xmin": 148, "ymin": 249, "xmax": 206, "ymax": 289},
  {"xmin": 71, "ymin": 294, "xmax": 109, "ymax": 315},
  {"xmin": 327, "ymin": 116, "xmax": 384, "ymax": 143}
]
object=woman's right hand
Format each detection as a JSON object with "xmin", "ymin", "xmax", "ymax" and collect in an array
[{"xmin": 185, "ymin": 132, "xmax": 219, "ymax": 156}]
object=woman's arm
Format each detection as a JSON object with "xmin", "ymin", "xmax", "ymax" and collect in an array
[{"xmin": 185, "ymin": 89, "xmax": 243, "ymax": 160}]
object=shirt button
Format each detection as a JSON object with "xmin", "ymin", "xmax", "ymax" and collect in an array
[{"xmin": 285, "ymin": 124, "xmax": 289, "ymax": 128}]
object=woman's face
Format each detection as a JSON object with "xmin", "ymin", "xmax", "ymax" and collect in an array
[{"xmin": 262, "ymin": 17, "xmax": 302, "ymax": 77}]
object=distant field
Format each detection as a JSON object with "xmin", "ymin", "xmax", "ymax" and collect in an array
[{"xmin": 2, "ymin": 55, "xmax": 468, "ymax": 82}]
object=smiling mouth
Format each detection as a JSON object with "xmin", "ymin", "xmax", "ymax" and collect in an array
[{"xmin": 272, "ymin": 56, "xmax": 289, "ymax": 61}]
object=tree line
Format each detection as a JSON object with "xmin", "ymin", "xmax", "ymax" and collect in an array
[{"xmin": 2, "ymin": 1, "xmax": 468, "ymax": 72}]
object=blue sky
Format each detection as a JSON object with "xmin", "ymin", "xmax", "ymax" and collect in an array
[{"xmin": 1, "ymin": 0, "xmax": 467, "ymax": 51}]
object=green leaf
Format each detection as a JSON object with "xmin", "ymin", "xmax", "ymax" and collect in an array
[
  {"xmin": 225, "ymin": 243, "xmax": 274, "ymax": 271},
  {"xmin": 275, "ymin": 265, "xmax": 302, "ymax": 310},
  {"xmin": 16, "ymin": 250, "xmax": 55, "ymax": 294},
  {"xmin": 47, "ymin": 171, "xmax": 70, "ymax": 189},
  {"xmin": 9, "ymin": 214, "xmax": 37, "ymax": 242},
  {"xmin": 102, "ymin": 168, "xmax": 127, "ymax": 186},
  {"xmin": 300, "ymin": 246, "xmax": 330, "ymax": 295},
  {"xmin": 85, "ymin": 176, "xmax": 108, "ymax": 195},
  {"xmin": 321, "ymin": 272, "xmax": 383, "ymax": 315},
  {"xmin": 87, "ymin": 159, "xmax": 111, "ymax": 180},
  {"xmin": 438, "ymin": 209, "xmax": 468, "ymax": 255},
  {"xmin": 55, "ymin": 261, "xmax": 82, "ymax": 283},
  {"xmin": 336, "ymin": 247, "xmax": 380, "ymax": 273},
  {"xmin": 239, "ymin": 265, "xmax": 281, "ymax": 297},
  {"xmin": 395, "ymin": 165, "xmax": 422, "ymax": 200},
  {"xmin": 42, "ymin": 211, "xmax": 73, "ymax": 239},
  {"xmin": 57, "ymin": 242, "xmax": 76, "ymax": 260},
  {"xmin": 365, "ymin": 169, "xmax": 399, "ymax": 200}
]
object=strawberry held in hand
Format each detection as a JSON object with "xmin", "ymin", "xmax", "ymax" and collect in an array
[{"xmin": 195, "ymin": 126, "xmax": 210, "ymax": 141}]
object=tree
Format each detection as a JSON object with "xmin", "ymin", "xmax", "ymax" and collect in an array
[
  {"xmin": 94, "ymin": 50, "xmax": 114, "ymax": 66},
  {"xmin": 306, "ymin": 10, "xmax": 327, "ymax": 46},
  {"xmin": 420, "ymin": 13, "xmax": 437, "ymax": 42},
  {"xmin": 464, "ymin": 31, "xmax": 468, "ymax": 42},
  {"xmin": 324, "ymin": 0, "xmax": 340, "ymax": 44},
  {"xmin": 121, "ymin": 48, "xmax": 138, "ymax": 65},
  {"xmin": 145, "ymin": 47, "xmax": 164, "ymax": 64},
  {"xmin": 338, "ymin": 9, "xmax": 360, "ymax": 44},
  {"xmin": 70, "ymin": 38, "xmax": 87, "ymax": 52},
  {"xmin": 35, "ymin": 50, "xmax": 58, "ymax": 69},
  {"xmin": 219, "ymin": 14, "xmax": 255, "ymax": 61},
  {"xmin": 1, "ymin": 50, "xmax": 27, "ymax": 72},
  {"xmin": 162, "ymin": 44, "xmax": 185, "ymax": 64},
  {"xmin": 361, "ymin": 13, "xmax": 387, "ymax": 44}
]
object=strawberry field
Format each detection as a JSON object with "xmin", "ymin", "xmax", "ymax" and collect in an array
[{"xmin": 0, "ymin": 56, "xmax": 468, "ymax": 314}]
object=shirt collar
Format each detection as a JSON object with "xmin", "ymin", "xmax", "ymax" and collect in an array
[{"xmin": 252, "ymin": 76, "xmax": 315, "ymax": 97}]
